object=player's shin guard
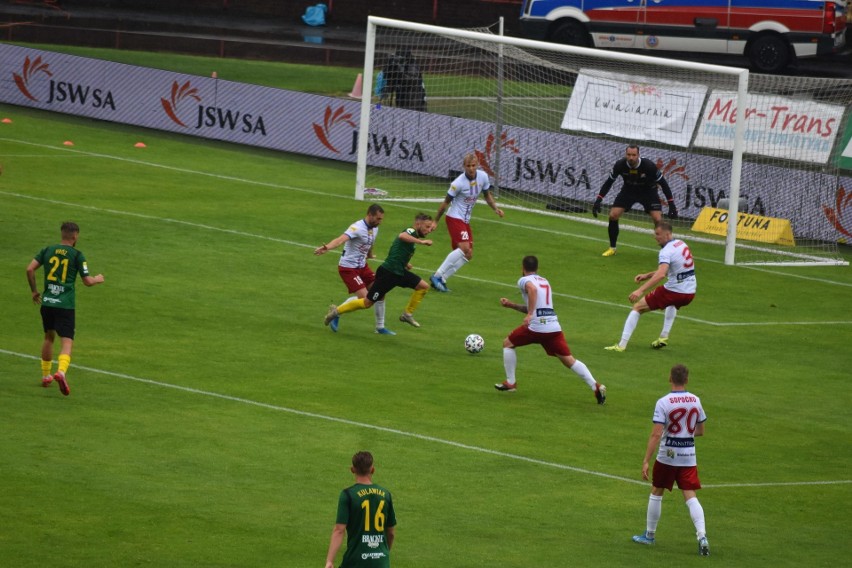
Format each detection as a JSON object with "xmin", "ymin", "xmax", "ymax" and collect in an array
[
  {"xmin": 405, "ymin": 288, "xmax": 427, "ymax": 314},
  {"xmin": 661, "ymin": 305, "xmax": 677, "ymax": 338},
  {"xmin": 569, "ymin": 359, "xmax": 597, "ymax": 389},
  {"xmin": 58, "ymin": 354, "xmax": 71, "ymax": 375},
  {"xmin": 647, "ymin": 494, "xmax": 663, "ymax": 533},
  {"xmin": 503, "ymin": 347, "xmax": 517, "ymax": 384},
  {"xmin": 620, "ymin": 310, "xmax": 641, "ymax": 347},
  {"xmin": 338, "ymin": 297, "xmax": 368, "ymax": 314},
  {"xmin": 685, "ymin": 497, "xmax": 706, "ymax": 538},
  {"xmin": 608, "ymin": 219, "xmax": 619, "ymax": 248},
  {"xmin": 373, "ymin": 300, "xmax": 386, "ymax": 328}
]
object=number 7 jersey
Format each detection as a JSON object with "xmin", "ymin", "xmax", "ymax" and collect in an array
[{"xmin": 518, "ymin": 273, "xmax": 561, "ymax": 333}]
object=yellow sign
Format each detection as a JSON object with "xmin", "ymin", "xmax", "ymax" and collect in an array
[{"xmin": 691, "ymin": 208, "xmax": 796, "ymax": 247}]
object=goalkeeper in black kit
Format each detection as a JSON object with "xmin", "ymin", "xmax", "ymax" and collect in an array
[{"xmin": 593, "ymin": 145, "xmax": 678, "ymax": 257}]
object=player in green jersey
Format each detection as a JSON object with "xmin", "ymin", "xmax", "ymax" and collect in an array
[
  {"xmin": 26, "ymin": 222, "xmax": 105, "ymax": 396},
  {"xmin": 325, "ymin": 451, "xmax": 397, "ymax": 568},
  {"xmin": 324, "ymin": 213, "xmax": 434, "ymax": 329}
]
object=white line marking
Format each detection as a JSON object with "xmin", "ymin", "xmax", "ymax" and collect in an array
[
  {"xmin": 2, "ymin": 349, "xmax": 847, "ymax": 489},
  {"xmin": 3, "ymin": 189, "xmax": 850, "ymax": 327}
]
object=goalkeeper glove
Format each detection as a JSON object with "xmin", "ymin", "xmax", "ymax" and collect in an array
[
  {"xmin": 667, "ymin": 203, "xmax": 678, "ymax": 219},
  {"xmin": 592, "ymin": 197, "xmax": 602, "ymax": 218}
]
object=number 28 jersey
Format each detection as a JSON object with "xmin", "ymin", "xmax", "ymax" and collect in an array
[
  {"xmin": 518, "ymin": 273, "xmax": 561, "ymax": 333},
  {"xmin": 653, "ymin": 391, "xmax": 707, "ymax": 467}
]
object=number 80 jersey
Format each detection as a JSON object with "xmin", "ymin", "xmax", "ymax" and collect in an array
[{"xmin": 653, "ymin": 391, "xmax": 706, "ymax": 467}]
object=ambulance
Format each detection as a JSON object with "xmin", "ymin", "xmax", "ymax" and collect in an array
[{"xmin": 519, "ymin": 0, "xmax": 848, "ymax": 72}]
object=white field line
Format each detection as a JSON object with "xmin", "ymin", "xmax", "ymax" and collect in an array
[
  {"xmin": 4, "ymin": 189, "xmax": 850, "ymax": 327},
  {"xmin": 2, "ymin": 349, "xmax": 848, "ymax": 490},
  {"xmin": 6, "ymin": 136, "xmax": 852, "ymax": 289}
]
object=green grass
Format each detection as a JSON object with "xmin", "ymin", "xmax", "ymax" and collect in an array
[{"xmin": 1, "ymin": 48, "xmax": 852, "ymax": 567}]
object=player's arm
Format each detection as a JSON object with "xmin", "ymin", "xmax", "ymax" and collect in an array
[
  {"xmin": 82, "ymin": 273, "xmax": 105, "ymax": 286},
  {"xmin": 592, "ymin": 166, "xmax": 617, "ymax": 216},
  {"xmin": 522, "ymin": 281, "xmax": 537, "ymax": 326},
  {"xmin": 629, "ymin": 263, "xmax": 668, "ymax": 303},
  {"xmin": 500, "ymin": 297, "xmax": 527, "ymax": 313},
  {"xmin": 482, "ymin": 190, "xmax": 504, "ymax": 218},
  {"xmin": 386, "ymin": 525, "xmax": 396, "ymax": 550},
  {"xmin": 398, "ymin": 231, "xmax": 432, "ymax": 246},
  {"xmin": 434, "ymin": 194, "xmax": 452, "ymax": 224},
  {"xmin": 694, "ymin": 420, "xmax": 705, "ymax": 437},
  {"xmin": 26, "ymin": 259, "xmax": 42, "ymax": 305},
  {"xmin": 641, "ymin": 422, "xmax": 664, "ymax": 480},
  {"xmin": 324, "ymin": 523, "xmax": 346, "ymax": 568},
  {"xmin": 314, "ymin": 233, "xmax": 350, "ymax": 256},
  {"xmin": 656, "ymin": 173, "xmax": 678, "ymax": 218}
]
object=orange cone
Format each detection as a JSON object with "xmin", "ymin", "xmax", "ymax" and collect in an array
[
  {"xmin": 134, "ymin": 142, "xmax": 146, "ymax": 148},
  {"xmin": 1, "ymin": 118, "xmax": 11, "ymax": 123},
  {"xmin": 63, "ymin": 140, "xmax": 74, "ymax": 146},
  {"xmin": 348, "ymin": 73, "xmax": 363, "ymax": 99}
]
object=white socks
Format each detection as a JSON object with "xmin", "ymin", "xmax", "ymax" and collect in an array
[
  {"xmin": 661, "ymin": 305, "xmax": 677, "ymax": 338},
  {"xmin": 502, "ymin": 347, "xmax": 517, "ymax": 384},
  {"xmin": 569, "ymin": 359, "xmax": 597, "ymax": 389},
  {"xmin": 619, "ymin": 310, "xmax": 641, "ymax": 347},
  {"xmin": 646, "ymin": 494, "xmax": 663, "ymax": 534},
  {"xmin": 374, "ymin": 299, "xmax": 386, "ymax": 329},
  {"xmin": 435, "ymin": 248, "xmax": 468, "ymax": 281},
  {"xmin": 686, "ymin": 497, "xmax": 706, "ymax": 539}
]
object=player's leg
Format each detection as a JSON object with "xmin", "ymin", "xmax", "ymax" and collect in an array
[
  {"xmin": 634, "ymin": 469, "xmax": 669, "ymax": 545},
  {"xmin": 680, "ymin": 473, "xmax": 709, "ymax": 555},
  {"xmin": 652, "ymin": 305, "xmax": 678, "ymax": 348},
  {"xmin": 497, "ymin": 336, "xmax": 518, "ymax": 391},
  {"xmin": 557, "ymin": 337, "xmax": 605, "ymax": 404},
  {"xmin": 50, "ymin": 310, "xmax": 75, "ymax": 396},
  {"xmin": 40, "ymin": 329, "xmax": 56, "ymax": 387},
  {"xmin": 604, "ymin": 206, "xmax": 625, "ymax": 256},
  {"xmin": 431, "ymin": 219, "xmax": 471, "ymax": 291},
  {"xmin": 496, "ymin": 327, "xmax": 530, "ymax": 391},
  {"xmin": 400, "ymin": 273, "xmax": 427, "ymax": 327}
]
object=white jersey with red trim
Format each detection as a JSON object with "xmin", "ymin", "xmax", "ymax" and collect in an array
[
  {"xmin": 660, "ymin": 239, "xmax": 697, "ymax": 294},
  {"xmin": 338, "ymin": 219, "xmax": 378, "ymax": 269},
  {"xmin": 652, "ymin": 390, "xmax": 707, "ymax": 467},
  {"xmin": 446, "ymin": 169, "xmax": 491, "ymax": 224},
  {"xmin": 518, "ymin": 273, "xmax": 561, "ymax": 333}
]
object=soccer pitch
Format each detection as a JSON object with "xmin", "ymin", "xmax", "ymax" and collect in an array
[{"xmin": 1, "ymin": 93, "xmax": 851, "ymax": 566}]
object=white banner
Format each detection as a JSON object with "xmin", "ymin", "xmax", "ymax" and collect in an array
[
  {"xmin": 694, "ymin": 90, "xmax": 846, "ymax": 164},
  {"xmin": 2, "ymin": 44, "xmax": 851, "ymax": 242},
  {"xmin": 560, "ymin": 70, "xmax": 706, "ymax": 147}
]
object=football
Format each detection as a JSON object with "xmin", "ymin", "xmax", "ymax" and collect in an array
[{"xmin": 464, "ymin": 334, "xmax": 485, "ymax": 354}]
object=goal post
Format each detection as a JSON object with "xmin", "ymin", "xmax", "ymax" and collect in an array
[{"xmin": 356, "ymin": 16, "xmax": 852, "ymax": 266}]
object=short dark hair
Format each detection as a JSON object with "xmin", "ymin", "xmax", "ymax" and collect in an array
[
  {"xmin": 655, "ymin": 221, "xmax": 673, "ymax": 233},
  {"xmin": 670, "ymin": 364, "xmax": 689, "ymax": 386},
  {"xmin": 522, "ymin": 255, "xmax": 538, "ymax": 272},
  {"xmin": 352, "ymin": 451, "xmax": 374, "ymax": 475},
  {"xmin": 61, "ymin": 221, "xmax": 80, "ymax": 239},
  {"xmin": 367, "ymin": 204, "xmax": 384, "ymax": 216},
  {"xmin": 414, "ymin": 212, "xmax": 433, "ymax": 223},
  {"xmin": 627, "ymin": 144, "xmax": 640, "ymax": 153}
]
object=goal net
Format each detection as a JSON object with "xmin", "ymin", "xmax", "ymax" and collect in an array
[{"xmin": 355, "ymin": 16, "xmax": 852, "ymax": 266}]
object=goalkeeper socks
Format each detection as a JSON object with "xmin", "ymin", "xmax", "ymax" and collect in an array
[
  {"xmin": 57, "ymin": 353, "xmax": 71, "ymax": 375},
  {"xmin": 608, "ymin": 220, "xmax": 619, "ymax": 248},
  {"xmin": 41, "ymin": 359, "xmax": 53, "ymax": 377},
  {"xmin": 660, "ymin": 305, "xmax": 677, "ymax": 338},
  {"xmin": 569, "ymin": 359, "xmax": 597, "ymax": 389},
  {"xmin": 503, "ymin": 347, "xmax": 517, "ymax": 384},
  {"xmin": 647, "ymin": 494, "xmax": 663, "ymax": 533},
  {"xmin": 686, "ymin": 497, "xmax": 706, "ymax": 537},
  {"xmin": 338, "ymin": 297, "xmax": 368, "ymax": 314},
  {"xmin": 619, "ymin": 310, "xmax": 641, "ymax": 347},
  {"xmin": 405, "ymin": 288, "xmax": 427, "ymax": 314},
  {"xmin": 374, "ymin": 300, "xmax": 386, "ymax": 328}
]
